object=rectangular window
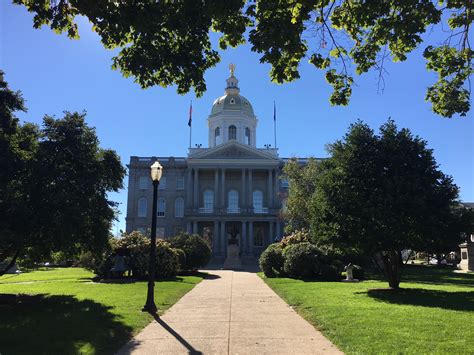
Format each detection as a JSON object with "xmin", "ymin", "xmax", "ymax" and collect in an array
[
  {"xmin": 139, "ymin": 176, "xmax": 148, "ymax": 189},
  {"xmin": 254, "ymin": 227, "xmax": 264, "ymax": 247},
  {"xmin": 158, "ymin": 177, "xmax": 167, "ymax": 190},
  {"xmin": 462, "ymin": 251, "xmax": 468, "ymax": 260},
  {"xmin": 176, "ymin": 177, "xmax": 184, "ymax": 190},
  {"xmin": 281, "ymin": 179, "xmax": 289, "ymax": 189}
]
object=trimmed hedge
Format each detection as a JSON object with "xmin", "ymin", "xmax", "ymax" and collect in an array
[
  {"xmin": 283, "ymin": 242, "xmax": 322, "ymax": 278},
  {"xmin": 169, "ymin": 233, "xmax": 211, "ymax": 271},
  {"xmin": 94, "ymin": 231, "xmax": 181, "ymax": 279},
  {"xmin": 259, "ymin": 230, "xmax": 346, "ymax": 280},
  {"xmin": 259, "ymin": 243, "xmax": 284, "ymax": 277}
]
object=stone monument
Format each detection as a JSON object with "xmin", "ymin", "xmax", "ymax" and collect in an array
[
  {"xmin": 459, "ymin": 234, "xmax": 474, "ymax": 271},
  {"xmin": 223, "ymin": 225, "xmax": 242, "ymax": 270}
]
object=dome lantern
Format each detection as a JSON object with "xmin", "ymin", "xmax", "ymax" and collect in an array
[{"xmin": 207, "ymin": 64, "xmax": 258, "ymax": 148}]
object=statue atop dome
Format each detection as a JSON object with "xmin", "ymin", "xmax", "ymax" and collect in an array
[{"xmin": 229, "ymin": 63, "xmax": 236, "ymax": 77}]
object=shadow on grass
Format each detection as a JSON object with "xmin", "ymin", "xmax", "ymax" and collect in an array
[
  {"xmin": 0, "ymin": 293, "xmax": 133, "ymax": 354},
  {"xmin": 365, "ymin": 265, "xmax": 474, "ymax": 288},
  {"xmin": 366, "ymin": 288, "xmax": 474, "ymax": 312}
]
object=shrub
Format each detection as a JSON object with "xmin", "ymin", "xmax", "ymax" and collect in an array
[
  {"xmin": 174, "ymin": 248, "xmax": 187, "ymax": 273},
  {"xmin": 155, "ymin": 240, "xmax": 180, "ymax": 278},
  {"xmin": 94, "ymin": 231, "xmax": 181, "ymax": 279},
  {"xmin": 77, "ymin": 251, "xmax": 97, "ymax": 270},
  {"xmin": 259, "ymin": 243, "xmax": 285, "ymax": 277},
  {"xmin": 320, "ymin": 264, "xmax": 342, "ymax": 281},
  {"xmin": 169, "ymin": 233, "xmax": 211, "ymax": 271},
  {"xmin": 283, "ymin": 242, "xmax": 322, "ymax": 278},
  {"xmin": 280, "ymin": 229, "xmax": 311, "ymax": 248}
]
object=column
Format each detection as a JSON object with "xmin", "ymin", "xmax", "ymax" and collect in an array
[
  {"xmin": 187, "ymin": 169, "xmax": 193, "ymax": 208},
  {"xmin": 274, "ymin": 168, "xmax": 279, "ymax": 209},
  {"xmin": 276, "ymin": 221, "xmax": 282, "ymax": 239},
  {"xmin": 213, "ymin": 221, "xmax": 219, "ymax": 256},
  {"xmin": 192, "ymin": 221, "xmax": 198, "ymax": 234},
  {"xmin": 221, "ymin": 169, "xmax": 226, "ymax": 209},
  {"xmin": 193, "ymin": 168, "xmax": 199, "ymax": 208},
  {"xmin": 220, "ymin": 221, "xmax": 226, "ymax": 255},
  {"xmin": 241, "ymin": 221, "xmax": 247, "ymax": 255},
  {"xmin": 248, "ymin": 169, "xmax": 253, "ymax": 209},
  {"xmin": 241, "ymin": 169, "xmax": 246, "ymax": 209},
  {"xmin": 267, "ymin": 169, "xmax": 273, "ymax": 208},
  {"xmin": 214, "ymin": 169, "xmax": 219, "ymax": 210},
  {"xmin": 249, "ymin": 222, "xmax": 254, "ymax": 256},
  {"xmin": 269, "ymin": 221, "xmax": 274, "ymax": 245}
]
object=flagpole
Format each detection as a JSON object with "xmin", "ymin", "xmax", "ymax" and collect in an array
[{"xmin": 273, "ymin": 101, "xmax": 277, "ymax": 149}]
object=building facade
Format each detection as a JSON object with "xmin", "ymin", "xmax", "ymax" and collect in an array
[{"xmin": 125, "ymin": 68, "xmax": 302, "ymax": 260}]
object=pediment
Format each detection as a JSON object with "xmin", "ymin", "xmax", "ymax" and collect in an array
[{"xmin": 189, "ymin": 142, "xmax": 277, "ymax": 160}]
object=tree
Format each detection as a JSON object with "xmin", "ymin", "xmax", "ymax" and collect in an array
[
  {"xmin": 14, "ymin": 0, "xmax": 472, "ymax": 117},
  {"xmin": 0, "ymin": 72, "xmax": 125, "ymax": 275},
  {"xmin": 286, "ymin": 119, "xmax": 464, "ymax": 289}
]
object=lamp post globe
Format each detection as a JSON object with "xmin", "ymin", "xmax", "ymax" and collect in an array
[{"xmin": 143, "ymin": 160, "xmax": 163, "ymax": 313}]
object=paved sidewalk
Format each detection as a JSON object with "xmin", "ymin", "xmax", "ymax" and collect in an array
[{"xmin": 118, "ymin": 270, "xmax": 342, "ymax": 354}]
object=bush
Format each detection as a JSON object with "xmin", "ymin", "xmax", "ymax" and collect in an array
[
  {"xmin": 280, "ymin": 229, "xmax": 311, "ymax": 248},
  {"xmin": 320, "ymin": 264, "xmax": 342, "ymax": 281},
  {"xmin": 174, "ymin": 248, "xmax": 187, "ymax": 273},
  {"xmin": 155, "ymin": 240, "xmax": 180, "ymax": 278},
  {"xmin": 77, "ymin": 251, "xmax": 97, "ymax": 270},
  {"xmin": 283, "ymin": 242, "xmax": 322, "ymax": 278},
  {"xmin": 94, "ymin": 231, "xmax": 181, "ymax": 279},
  {"xmin": 259, "ymin": 243, "xmax": 285, "ymax": 277},
  {"xmin": 169, "ymin": 233, "xmax": 211, "ymax": 271}
]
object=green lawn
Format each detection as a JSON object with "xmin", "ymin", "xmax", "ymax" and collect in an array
[
  {"xmin": 262, "ymin": 266, "xmax": 474, "ymax": 354},
  {"xmin": 0, "ymin": 267, "xmax": 202, "ymax": 355}
]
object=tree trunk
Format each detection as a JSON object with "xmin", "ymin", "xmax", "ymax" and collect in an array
[
  {"xmin": 0, "ymin": 250, "xmax": 20, "ymax": 276},
  {"xmin": 382, "ymin": 250, "xmax": 400, "ymax": 290}
]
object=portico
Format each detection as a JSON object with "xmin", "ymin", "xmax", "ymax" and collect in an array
[{"xmin": 185, "ymin": 148, "xmax": 282, "ymax": 258}]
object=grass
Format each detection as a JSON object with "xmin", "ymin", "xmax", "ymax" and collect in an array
[
  {"xmin": 0, "ymin": 267, "xmax": 203, "ymax": 355},
  {"xmin": 262, "ymin": 265, "xmax": 474, "ymax": 355}
]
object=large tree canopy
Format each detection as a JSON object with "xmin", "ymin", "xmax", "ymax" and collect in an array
[
  {"xmin": 284, "ymin": 120, "xmax": 469, "ymax": 288},
  {"xmin": 0, "ymin": 72, "xmax": 125, "ymax": 275},
  {"xmin": 14, "ymin": 0, "xmax": 472, "ymax": 118}
]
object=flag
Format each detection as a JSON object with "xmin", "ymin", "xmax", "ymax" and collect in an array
[
  {"xmin": 273, "ymin": 101, "xmax": 276, "ymax": 121},
  {"xmin": 188, "ymin": 101, "xmax": 192, "ymax": 127}
]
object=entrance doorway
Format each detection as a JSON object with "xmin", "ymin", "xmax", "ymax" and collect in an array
[{"xmin": 226, "ymin": 222, "xmax": 241, "ymax": 250}]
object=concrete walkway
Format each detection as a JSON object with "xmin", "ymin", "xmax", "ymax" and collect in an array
[{"xmin": 118, "ymin": 270, "xmax": 342, "ymax": 355}]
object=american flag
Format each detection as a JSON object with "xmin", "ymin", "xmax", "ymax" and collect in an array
[{"xmin": 188, "ymin": 101, "xmax": 192, "ymax": 127}]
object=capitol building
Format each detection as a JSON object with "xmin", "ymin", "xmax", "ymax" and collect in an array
[{"xmin": 125, "ymin": 67, "xmax": 307, "ymax": 261}]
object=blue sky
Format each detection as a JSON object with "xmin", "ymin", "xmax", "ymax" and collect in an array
[{"xmin": 1, "ymin": 3, "xmax": 473, "ymax": 234}]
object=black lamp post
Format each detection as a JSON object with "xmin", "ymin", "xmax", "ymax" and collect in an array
[{"xmin": 142, "ymin": 161, "xmax": 163, "ymax": 313}]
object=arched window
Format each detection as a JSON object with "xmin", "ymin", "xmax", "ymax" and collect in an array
[
  {"xmin": 245, "ymin": 127, "xmax": 251, "ymax": 145},
  {"xmin": 157, "ymin": 198, "xmax": 166, "ymax": 217},
  {"xmin": 228, "ymin": 125, "xmax": 237, "ymax": 140},
  {"xmin": 215, "ymin": 127, "xmax": 221, "ymax": 145},
  {"xmin": 138, "ymin": 198, "xmax": 147, "ymax": 217},
  {"xmin": 204, "ymin": 190, "xmax": 214, "ymax": 212},
  {"xmin": 252, "ymin": 190, "xmax": 263, "ymax": 212},
  {"xmin": 228, "ymin": 190, "xmax": 239, "ymax": 213}
]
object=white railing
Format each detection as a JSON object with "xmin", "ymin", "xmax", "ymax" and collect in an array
[
  {"xmin": 199, "ymin": 207, "xmax": 214, "ymax": 214},
  {"xmin": 253, "ymin": 207, "xmax": 269, "ymax": 214},
  {"xmin": 226, "ymin": 207, "xmax": 241, "ymax": 214}
]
